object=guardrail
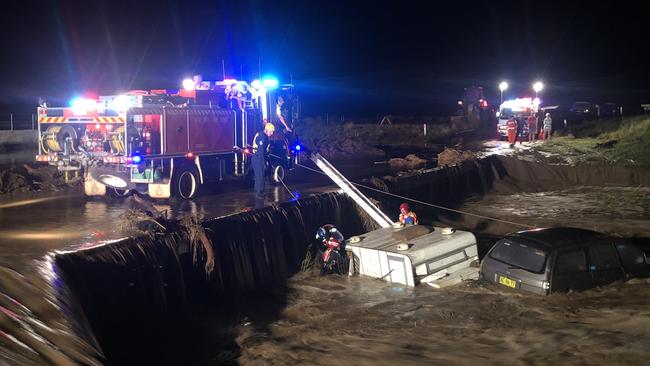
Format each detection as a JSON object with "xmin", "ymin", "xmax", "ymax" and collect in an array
[{"xmin": 0, "ymin": 113, "xmax": 36, "ymax": 130}]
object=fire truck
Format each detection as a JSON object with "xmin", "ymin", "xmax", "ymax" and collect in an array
[{"xmin": 35, "ymin": 76, "xmax": 299, "ymax": 199}]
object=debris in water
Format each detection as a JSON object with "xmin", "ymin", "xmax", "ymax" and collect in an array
[
  {"xmin": 179, "ymin": 215, "xmax": 215, "ymax": 276},
  {"xmin": 388, "ymin": 154, "xmax": 428, "ymax": 169},
  {"xmin": 437, "ymin": 147, "xmax": 476, "ymax": 166},
  {"xmin": 368, "ymin": 176, "xmax": 389, "ymax": 192}
]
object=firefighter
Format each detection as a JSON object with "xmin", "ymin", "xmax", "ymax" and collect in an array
[
  {"xmin": 399, "ymin": 202, "xmax": 418, "ymax": 225},
  {"xmin": 506, "ymin": 115, "xmax": 518, "ymax": 147},
  {"xmin": 275, "ymin": 96, "xmax": 292, "ymax": 133},
  {"xmin": 528, "ymin": 113, "xmax": 537, "ymax": 142},
  {"xmin": 315, "ymin": 224, "xmax": 346, "ymax": 275},
  {"xmin": 252, "ymin": 123, "xmax": 275, "ymax": 200}
]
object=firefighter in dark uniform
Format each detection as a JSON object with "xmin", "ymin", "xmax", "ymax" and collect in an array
[
  {"xmin": 275, "ymin": 96, "xmax": 292, "ymax": 133},
  {"xmin": 252, "ymin": 123, "xmax": 276, "ymax": 199}
]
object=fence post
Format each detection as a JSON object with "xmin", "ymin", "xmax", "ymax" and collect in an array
[
  {"xmin": 32, "ymin": 114, "xmax": 35, "ymax": 130},
  {"xmin": 10, "ymin": 114, "xmax": 13, "ymax": 130}
]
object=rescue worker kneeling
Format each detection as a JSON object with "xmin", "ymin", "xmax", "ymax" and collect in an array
[
  {"xmin": 252, "ymin": 123, "xmax": 275, "ymax": 200},
  {"xmin": 315, "ymin": 224, "xmax": 348, "ymax": 275},
  {"xmin": 399, "ymin": 202, "xmax": 418, "ymax": 225}
]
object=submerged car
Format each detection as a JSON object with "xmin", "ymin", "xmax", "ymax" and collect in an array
[{"xmin": 480, "ymin": 228, "xmax": 649, "ymax": 295}]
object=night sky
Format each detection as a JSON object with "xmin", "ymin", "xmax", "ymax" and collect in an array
[{"xmin": 1, "ymin": 0, "xmax": 648, "ymax": 116}]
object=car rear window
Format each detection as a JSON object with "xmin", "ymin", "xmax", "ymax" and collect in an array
[{"xmin": 489, "ymin": 240, "xmax": 547, "ymax": 273}]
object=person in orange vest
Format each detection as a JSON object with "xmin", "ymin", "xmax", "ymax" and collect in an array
[
  {"xmin": 528, "ymin": 113, "xmax": 538, "ymax": 142},
  {"xmin": 399, "ymin": 202, "xmax": 418, "ymax": 225},
  {"xmin": 506, "ymin": 115, "xmax": 518, "ymax": 147}
]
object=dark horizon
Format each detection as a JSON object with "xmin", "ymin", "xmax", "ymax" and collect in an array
[{"xmin": 1, "ymin": 0, "xmax": 649, "ymax": 116}]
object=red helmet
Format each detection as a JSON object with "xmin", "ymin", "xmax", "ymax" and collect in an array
[{"xmin": 400, "ymin": 202, "xmax": 409, "ymax": 211}]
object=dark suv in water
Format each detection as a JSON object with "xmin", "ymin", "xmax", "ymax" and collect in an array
[{"xmin": 480, "ymin": 228, "xmax": 650, "ymax": 295}]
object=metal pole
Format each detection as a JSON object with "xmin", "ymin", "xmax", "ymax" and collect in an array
[
  {"xmin": 10, "ymin": 114, "xmax": 13, "ymax": 130},
  {"xmin": 32, "ymin": 114, "xmax": 35, "ymax": 130}
]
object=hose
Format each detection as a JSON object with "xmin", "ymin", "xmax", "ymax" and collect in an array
[{"xmin": 41, "ymin": 125, "xmax": 77, "ymax": 153}]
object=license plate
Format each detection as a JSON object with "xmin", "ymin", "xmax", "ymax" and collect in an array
[{"xmin": 498, "ymin": 275, "xmax": 517, "ymax": 288}]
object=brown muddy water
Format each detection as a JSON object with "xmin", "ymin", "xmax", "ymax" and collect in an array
[
  {"xmin": 1, "ymin": 155, "xmax": 650, "ymax": 365},
  {"xmin": 196, "ymin": 183, "xmax": 650, "ymax": 366},
  {"xmin": 231, "ymin": 272, "xmax": 650, "ymax": 366}
]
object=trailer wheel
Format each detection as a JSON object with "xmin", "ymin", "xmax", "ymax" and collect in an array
[
  {"xmin": 272, "ymin": 165, "xmax": 285, "ymax": 184},
  {"xmin": 173, "ymin": 167, "xmax": 199, "ymax": 200},
  {"xmin": 108, "ymin": 188, "xmax": 131, "ymax": 198}
]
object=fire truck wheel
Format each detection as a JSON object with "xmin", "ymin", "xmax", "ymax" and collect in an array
[
  {"xmin": 271, "ymin": 165, "xmax": 285, "ymax": 185},
  {"xmin": 173, "ymin": 167, "xmax": 199, "ymax": 200}
]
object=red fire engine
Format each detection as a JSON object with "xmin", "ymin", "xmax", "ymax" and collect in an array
[{"xmin": 35, "ymin": 76, "xmax": 299, "ymax": 199}]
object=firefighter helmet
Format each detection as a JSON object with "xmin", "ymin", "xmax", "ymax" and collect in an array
[
  {"xmin": 400, "ymin": 202, "xmax": 410, "ymax": 211},
  {"xmin": 264, "ymin": 123, "xmax": 275, "ymax": 133},
  {"xmin": 315, "ymin": 224, "xmax": 344, "ymax": 243}
]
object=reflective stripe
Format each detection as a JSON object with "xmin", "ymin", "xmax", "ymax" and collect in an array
[{"xmin": 252, "ymin": 132, "xmax": 260, "ymax": 152}]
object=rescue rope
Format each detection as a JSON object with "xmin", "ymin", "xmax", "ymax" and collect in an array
[
  {"xmin": 277, "ymin": 173, "xmax": 298, "ymax": 201},
  {"xmin": 291, "ymin": 158, "xmax": 534, "ymax": 229}
]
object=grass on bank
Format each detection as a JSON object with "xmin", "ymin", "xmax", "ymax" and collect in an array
[{"xmin": 536, "ymin": 117, "xmax": 650, "ymax": 166}]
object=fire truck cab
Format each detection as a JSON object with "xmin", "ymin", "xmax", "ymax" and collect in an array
[{"xmin": 35, "ymin": 76, "xmax": 299, "ymax": 199}]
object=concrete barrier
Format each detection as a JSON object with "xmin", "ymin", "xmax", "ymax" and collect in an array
[{"xmin": 0, "ymin": 130, "xmax": 37, "ymax": 152}]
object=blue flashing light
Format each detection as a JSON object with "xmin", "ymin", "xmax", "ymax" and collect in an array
[
  {"xmin": 262, "ymin": 76, "xmax": 279, "ymax": 89},
  {"xmin": 132, "ymin": 155, "xmax": 142, "ymax": 164},
  {"xmin": 69, "ymin": 96, "xmax": 83, "ymax": 107},
  {"xmin": 294, "ymin": 144, "xmax": 301, "ymax": 151}
]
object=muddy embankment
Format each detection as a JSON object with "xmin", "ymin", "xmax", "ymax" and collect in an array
[{"xmin": 296, "ymin": 122, "xmax": 461, "ymax": 160}]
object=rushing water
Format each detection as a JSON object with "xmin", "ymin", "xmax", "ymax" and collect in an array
[{"xmin": 1, "ymin": 155, "xmax": 649, "ymax": 365}]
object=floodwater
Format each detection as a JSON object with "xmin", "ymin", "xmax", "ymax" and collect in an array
[
  {"xmin": 458, "ymin": 186, "xmax": 650, "ymax": 238},
  {"xmin": 202, "ymin": 184, "xmax": 650, "ymax": 365},
  {"xmin": 227, "ymin": 273, "xmax": 650, "ymax": 365},
  {"xmin": 1, "ymin": 150, "xmax": 650, "ymax": 365}
]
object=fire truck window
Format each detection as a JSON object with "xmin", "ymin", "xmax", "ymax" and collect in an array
[{"xmin": 139, "ymin": 115, "xmax": 161, "ymax": 155}]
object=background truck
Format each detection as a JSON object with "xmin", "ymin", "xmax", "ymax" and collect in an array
[
  {"xmin": 35, "ymin": 76, "xmax": 299, "ymax": 199},
  {"xmin": 496, "ymin": 97, "xmax": 539, "ymax": 139}
]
